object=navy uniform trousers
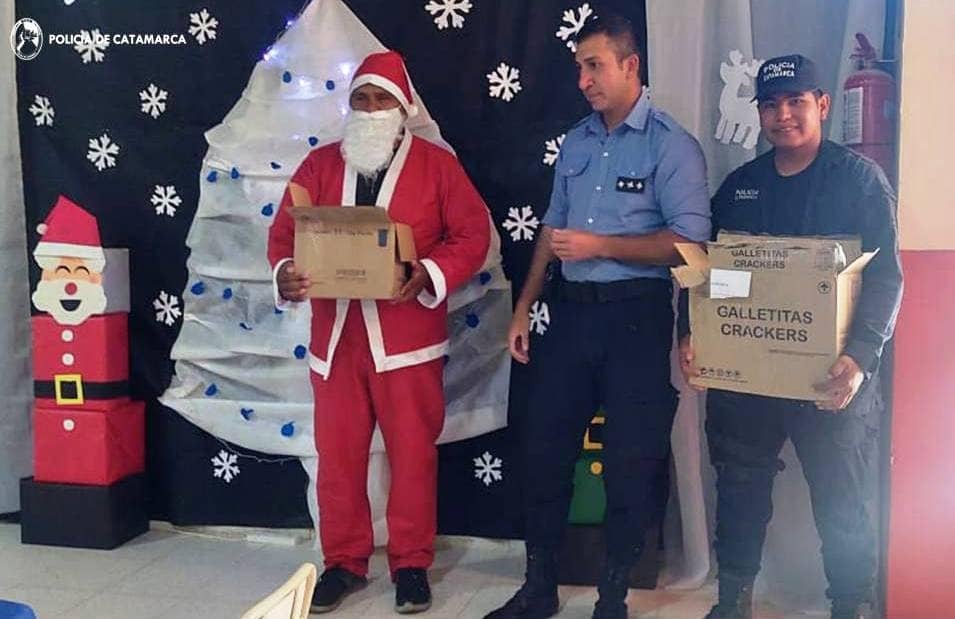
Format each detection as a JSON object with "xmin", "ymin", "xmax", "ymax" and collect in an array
[
  {"xmin": 707, "ymin": 382, "xmax": 881, "ymax": 604},
  {"xmin": 523, "ymin": 278, "xmax": 678, "ymax": 566}
]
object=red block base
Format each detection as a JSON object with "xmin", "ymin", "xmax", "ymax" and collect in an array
[{"xmin": 34, "ymin": 400, "xmax": 144, "ymax": 485}]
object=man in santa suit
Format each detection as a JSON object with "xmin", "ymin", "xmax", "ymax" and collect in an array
[
  {"xmin": 267, "ymin": 50, "xmax": 490, "ymax": 614},
  {"xmin": 31, "ymin": 196, "xmax": 128, "ymax": 409}
]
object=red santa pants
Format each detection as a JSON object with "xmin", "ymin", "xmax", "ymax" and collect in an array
[{"xmin": 310, "ymin": 301, "xmax": 445, "ymax": 577}]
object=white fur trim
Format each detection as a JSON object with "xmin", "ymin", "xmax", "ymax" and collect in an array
[
  {"xmin": 324, "ymin": 299, "xmax": 350, "ymax": 378},
  {"xmin": 307, "ymin": 299, "xmax": 350, "ymax": 380},
  {"xmin": 374, "ymin": 131, "xmax": 411, "ymax": 210},
  {"xmin": 350, "ymin": 74, "xmax": 417, "ymax": 117},
  {"xmin": 308, "ymin": 352, "xmax": 329, "ymax": 377},
  {"xmin": 342, "ymin": 162, "xmax": 358, "ymax": 206},
  {"xmin": 272, "ymin": 257, "xmax": 297, "ymax": 310},
  {"xmin": 416, "ymin": 258, "xmax": 447, "ymax": 309},
  {"xmin": 360, "ymin": 299, "xmax": 448, "ymax": 373},
  {"xmin": 35, "ymin": 242, "xmax": 105, "ymax": 263}
]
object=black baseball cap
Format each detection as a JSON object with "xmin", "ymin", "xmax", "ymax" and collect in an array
[{"xmin": 753, "ymin": 54, "xmax": 821, "ymax": 102}]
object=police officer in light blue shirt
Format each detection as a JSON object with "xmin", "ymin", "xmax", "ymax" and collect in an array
[
  {"xmin": 541, "ymin": 79, "xmax": 710, "ymax": 284},
  {"xmin": 486, "ymin": 13, "xmax": 711, "ymax": 619}
]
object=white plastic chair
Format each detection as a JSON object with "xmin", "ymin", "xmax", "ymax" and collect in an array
[{"xmin": 240, "ymin": 563, "xmax": 318, "ymax": 619}]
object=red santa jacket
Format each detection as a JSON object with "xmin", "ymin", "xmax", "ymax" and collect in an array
[
  {"xmin": 267, "ymin": 132, "xmax": 491, "ymax": 378},
  {"xmin": 32, "ymin": 313, "xmax": 130, "ymax": 408}
]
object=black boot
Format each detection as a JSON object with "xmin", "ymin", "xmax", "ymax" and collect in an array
[
  {"xmin": 483, "ymin": 549, "xmax": 560, "ymax": 619},
  {"xmin": 703, "ymin": 575, "xmax": 753, "ymax": 619},
  {"xmin": 830, "ymin": 599, "xmax": 875, "ymax": 619},
  {"xmin": 592, "ymin": 562, "xmax": 631, "ymax": 619}
]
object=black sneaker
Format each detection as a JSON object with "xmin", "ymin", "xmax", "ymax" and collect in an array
[
  {"xmin": 310, "ymin": 567, "xmax": 367, "ymax": 613},
  {"xmin": 395, "ymin": 567, "xmax": 432, "ymax": 614}
]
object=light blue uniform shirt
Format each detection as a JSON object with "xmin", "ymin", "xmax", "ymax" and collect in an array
[{"xmin": 542, "ymin": 88, "xmax": 711, "ymax": 282}]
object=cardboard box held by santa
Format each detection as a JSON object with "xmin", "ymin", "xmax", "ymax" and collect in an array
[{"xmin": 288, "ymin": 182, "xmax": 417, "ymax": 299}]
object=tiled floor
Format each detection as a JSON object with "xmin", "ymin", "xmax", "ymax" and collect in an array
[{"xmin": 0, "ymin": 522, "xmax": 826, "ymax": 618}]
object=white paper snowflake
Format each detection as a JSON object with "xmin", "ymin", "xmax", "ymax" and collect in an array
[
  {"xmin": 542, "ymin": 134, "xmax": 565, "ymax": 166},
  {"xmin": 529, "ymin": 300, "xmax": 550, "ymax": 335},
  {"xmin": 474, "ymin": 451, "xmax": 503, "ymax": 486},
  {"xmin": 153, "ymin": 290, "xmax": 182, "ymax": 325},
  {"xmin": 189, "ymin": 9, "xmax": 218, "ymax": 45},
  {"xmin": 86, "ymin": 133, "xmax": 119, "ymax": 171},
  {"xmin": 487, "ymin": 62, "xmax": 522, "ymax": 102},
  {"xmin": 424, "ymin": 0, "xmax": 472, "ymax": 30},
  {"xmin": 28, "ymin": 95, "xmax": 54, "ymax": 127},
  {"xmin": 211, "ymin": 450, "xmax": 240, "ymax": 483},
  {"xmin": 556, "ymin": 3, "xmax": 595, "ymax": 52},
  {"xmin": 502, "ymin": 205, "xmax": 540, "ymax": 242},
  {"xmin": 139, "ymin": 83, "xmax": 168, "ymax": 119},
  {"xmin": 151, "ymin": 185, "xmax": 182, "ymax": 217},
  {"xmin": 73, "ymin": 28, "xmax": 109, "ymax": 63}
]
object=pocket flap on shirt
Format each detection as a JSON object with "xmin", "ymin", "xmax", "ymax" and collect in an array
[{"xmin": 557, "ymin": 153, "xmax": 590, "ymax": 177}]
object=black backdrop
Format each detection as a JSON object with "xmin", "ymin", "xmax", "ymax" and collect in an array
[{"xmin": 16, "ymin": 0, "xmax": 647, "ymax": 537}]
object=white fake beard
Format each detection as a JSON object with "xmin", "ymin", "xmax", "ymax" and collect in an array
[
  {"xmin": 340, "ymin": 108, "xmax": 405, "ymax": 178},
  {"xmin": 32, "ymin": 279, "xmax": 107, "ymax": 326}
]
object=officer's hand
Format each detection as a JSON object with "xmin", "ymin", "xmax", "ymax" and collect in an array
[
  {"xmin": 814, "ymin": 354, "xmax": 864, "ymax": 411},
  {"xmin": 508, "ymin": 305, "xmax": 532, "ymax": 364},
  {"xmin": 392, "ymin": 260, "xmax": 431, "ymax": 304},
  {"xmin": 277, "ymin": 261, "xmax": 310, "ymax": 302},
  {"xmin": 550, "ymin": 229, "xmax": 605, "ymax": 262},
  {"xmin": 678, "ymin": 335, "xmax": 704, "ymax": 391}
]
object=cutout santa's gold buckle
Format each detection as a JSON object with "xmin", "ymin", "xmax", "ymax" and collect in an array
[{"xmin": 54, "ymin": 374, "xmax": 84, "ymax": 405}]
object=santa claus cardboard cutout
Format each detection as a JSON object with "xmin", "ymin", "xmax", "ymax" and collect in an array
[{"xmin": 28, "ymin": 195, "xmax": 143, "ymax": 487}]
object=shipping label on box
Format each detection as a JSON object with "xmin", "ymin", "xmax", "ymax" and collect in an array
[{"xmin": 673, "ymin": 233, "xmax": 875, "ymax": 400}]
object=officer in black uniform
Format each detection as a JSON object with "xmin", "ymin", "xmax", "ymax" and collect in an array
[{"xmin": 678, "ymin": 55, "xmax": 903, "ymax": 619}]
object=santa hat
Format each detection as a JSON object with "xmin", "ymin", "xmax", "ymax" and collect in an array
[
  {"xmin": 350, "ymin": 50, "xmax": 419, "ymax": 117},
  {"xmin": 33, "ymin": 196, "xmax": 105, "ymax": 272}
]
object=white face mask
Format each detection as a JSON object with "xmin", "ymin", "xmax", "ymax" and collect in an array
[{"xmin": 340, "ymin": 107, "xmax": 405, "ymax": 178}]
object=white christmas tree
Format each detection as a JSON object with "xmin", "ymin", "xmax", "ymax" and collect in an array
[{"xmin": 160, "ymin": 0, "xmax": 511, "ymax": 535}]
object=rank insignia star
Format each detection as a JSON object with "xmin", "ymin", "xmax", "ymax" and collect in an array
[{"xmin": 615, "ymin": 176, "xmax": 645, "ymax": 194}]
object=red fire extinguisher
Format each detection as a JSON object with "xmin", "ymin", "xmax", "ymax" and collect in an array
[{"xmin": 842, "ymin": 33, "xmax": 897, "ymax": 184}]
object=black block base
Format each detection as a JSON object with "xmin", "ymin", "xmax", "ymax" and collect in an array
[
  {"xmin": 558, "ymin": 524, "xmax": 661, "ymax": 589},
  {"xmin": 20, "ymin": 474, "xmax": 149, "ymax": 550}
]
